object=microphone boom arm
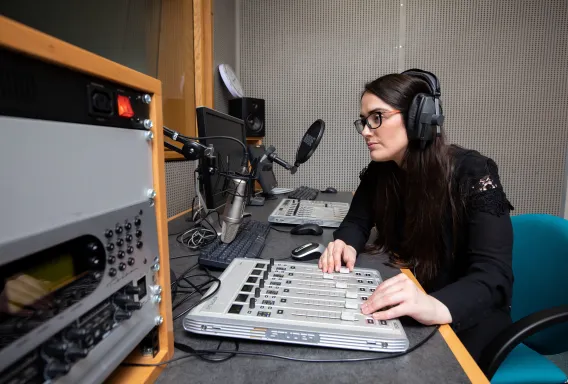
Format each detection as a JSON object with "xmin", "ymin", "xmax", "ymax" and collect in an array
[{"xmin": 265, "ymin": 146, "xmax": 297, "ymax": 174}]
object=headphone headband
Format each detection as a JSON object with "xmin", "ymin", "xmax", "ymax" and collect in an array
[{"xmin": 401, "ymin": 68, "xmax": 441, "ymax": 96}]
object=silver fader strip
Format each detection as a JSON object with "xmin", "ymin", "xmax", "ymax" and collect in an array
[{"xmin": 340, "ymin": 312, "xmax": 358, "ymax": 321}]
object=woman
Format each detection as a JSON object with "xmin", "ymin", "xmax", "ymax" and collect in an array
[{"xmin": 318, "ymin": 69, "xmax": 514, "ymax": 361}]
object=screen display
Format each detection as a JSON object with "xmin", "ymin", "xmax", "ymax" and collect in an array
[
  {"xmin": 1, "ymin": 253, "xmax": 77, "ymax": 315},
  {"xmin": 197, "ymin": 108, "xmax": 247, "ymax": 210}
]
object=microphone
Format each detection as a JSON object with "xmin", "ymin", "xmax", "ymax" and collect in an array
[{"xmin": 220, "ymin": 175, "xmax": 248, "ymax": 243}]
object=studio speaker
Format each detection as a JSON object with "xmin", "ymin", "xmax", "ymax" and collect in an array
[{"xmin": 229, "ymin": 97, "xmax": 265, "ymax": 137}]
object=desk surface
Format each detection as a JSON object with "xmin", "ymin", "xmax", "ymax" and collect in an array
[{"xmin": 158, "ymin": 192, "xmax": 480, "ymax": 384}]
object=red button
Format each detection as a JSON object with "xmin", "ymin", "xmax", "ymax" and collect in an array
[{"xmin": 117, "ymin": 95, "xmax": 134, "ymax": 118}]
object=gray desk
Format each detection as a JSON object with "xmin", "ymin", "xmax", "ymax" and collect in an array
[{"xmin": 159, "ymin": 192, "xmax": 483, "ymax": 384}]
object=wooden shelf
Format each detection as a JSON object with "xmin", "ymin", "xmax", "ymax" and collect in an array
[{"xmin": 0, "ymin": 14, "xmax": 174, "ymax": 383}]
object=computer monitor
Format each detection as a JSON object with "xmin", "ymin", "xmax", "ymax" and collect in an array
[
  {"xmin": 196, "ymin": 107, "xmax": 247, "ymax": 211},
  {"xmin": 248, "ymin": 144, "xmax": 278, "ymax": 195}
]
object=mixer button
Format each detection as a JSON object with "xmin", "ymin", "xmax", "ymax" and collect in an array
[
  {"xmin": 345, "ymin": 291, "xmax": 358, "ymax": 299},
  {"xmin": 339, "ymin": 267, "xmax": 350, "ymax": 274}
]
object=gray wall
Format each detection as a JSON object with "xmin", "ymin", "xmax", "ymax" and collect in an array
[{"xmin": 238, "ymin": 0, "xmax": 568, "ymax": 216}]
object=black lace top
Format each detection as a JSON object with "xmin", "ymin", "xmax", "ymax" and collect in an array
[{"xmin": 333, "ymin": 146, "xmax": 515, "ymax": 360}]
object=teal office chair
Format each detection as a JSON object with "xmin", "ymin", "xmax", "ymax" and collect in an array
[{"xmin": 479, "ymin": 214, "xmax": 568, "ymax": 384}]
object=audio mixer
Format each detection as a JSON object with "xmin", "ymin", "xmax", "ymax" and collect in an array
[{"xmin": 184, "ymin": 258, "xmax": 409, "ymax": 352}]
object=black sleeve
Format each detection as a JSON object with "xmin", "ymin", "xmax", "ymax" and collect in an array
[
  {"xmin": 430, "ymin": 155, "xmax": 514, "ymax": 332},
  {"xmin": 332, "ymin": 164, "xmax": 376, "ymax": 253}
]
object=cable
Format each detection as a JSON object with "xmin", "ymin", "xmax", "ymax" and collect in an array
[
  {"xmin": 270, "ymin": 226, "xmax": 292, "ymax": 233},
  {"xmin": 173, "ymin": 275, "xmax": 220, "ymax": 321},
  {"xmin": 122, "ymin": 324, "xmax": 440, "ymax": 366}
]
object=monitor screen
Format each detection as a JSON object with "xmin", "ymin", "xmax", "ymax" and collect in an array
[{"xmin": 196, "ymin": 107, "xmax": 247, "ymax": 210}]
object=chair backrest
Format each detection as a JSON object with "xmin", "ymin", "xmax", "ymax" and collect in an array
[{"xmin": 511, "ymin": 214, "xmax": 568, "ymax": 355}]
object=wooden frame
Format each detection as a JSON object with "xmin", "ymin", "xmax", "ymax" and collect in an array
[
  {"xmin": 0, "ymin": 15, "xmax": 174, "ymax": 383},
  {"xmin": 160, "ymin": 0, "xmax": 214, "ymax": 161},
  {"xmin": 401, "ymin": 269, "xmax": 490, "ymax": 384}
]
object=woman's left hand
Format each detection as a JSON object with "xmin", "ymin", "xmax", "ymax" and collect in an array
[{"xmin": 360, "ymin": 272, "xmax": 452, "ymax": 326}]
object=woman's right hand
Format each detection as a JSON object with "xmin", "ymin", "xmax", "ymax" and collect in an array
[{"xmin": 318, "ymin": 239, "xmax": 357, "ymax": 273}]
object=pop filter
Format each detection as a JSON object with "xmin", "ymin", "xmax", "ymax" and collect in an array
[{"xmin": 294, "ymin": 119, "xmax": 325, "ymax": 167}]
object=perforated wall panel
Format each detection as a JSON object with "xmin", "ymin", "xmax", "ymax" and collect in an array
[
  {"xmin": 239, "ymin": 0, "xmax": 568, "ymax": 216},
  {"xmin": 165, "ymin": 161, "xmax": 197, "ymax": 218},
  {"xmin": 404, "ymin": 0, "xmax": 568, "ymax": 215},
  {"xmin": 239, "ymin": 0, "xmax": 400, "ymax": 193}
]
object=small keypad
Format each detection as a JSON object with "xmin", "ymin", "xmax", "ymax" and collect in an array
[
  {"xmin": 107, "ymin": 256, "xmax": 116, "ymax": 264},
  {"xmin": 116, "ymin": 238, "xmax": 124, "ymax": 246},
  {"xmin": 106, "ymin": 243, "xmax": 114, "ymax": 251},
  {"xmin": 127, "ymin": 246, "xmax": 134, "ymax": 254},
  {"xmin": 115, "ymin": 225, "xmax": 123, "ymax": 234},
  {"xmin": 125, "ymin": 222, "xmax": 132, "ymax": 231},
  {"xmin": 126, "ymin": 234, "xmax": 133, "ymax": 242},
  {"xmin": 118, "ymin": 263, "xmax": 126, "ymax": 271},
  {"xmin": 105, "ymin": 229, "xmax": 113, "ymax": 238},
  {"xmin": 136, "ymin": 241, "xmax": 143, "ymax": 249},
  {"xmin": 118, "ymin": 251, "xmax": 125, "ymax": 259},
  {"xmin": 127, "ymin": 257, "xmax": 135, "ymax": 266},
  {"xmin": 109, "ymin": 268, "xmax": 117, "ymax": 277}
]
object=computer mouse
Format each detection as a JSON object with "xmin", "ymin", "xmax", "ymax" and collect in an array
[
  {"xmin": 322, "ymin": 187, "xmax": 337, "ymax": 193},
  {"xmin": 291, "ymin": 242, "xmax": 326, "ymax": 260},
  {"xmin": 290, "ymin": 223, "xmax": 323, "ymax": 236}
]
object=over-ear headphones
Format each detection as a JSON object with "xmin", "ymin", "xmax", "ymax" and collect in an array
[{"xmin": 401, "ymin": 68, "xmax": 445, "ymax": 148}]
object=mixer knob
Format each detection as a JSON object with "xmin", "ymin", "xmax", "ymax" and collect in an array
[
  {"xmin": 259, "ymin": 279, "xmax": 264, "ymax": 289},
  {"xmin": 45, "ymin": 362, "xmax": 70, "ymax": 379},
  {"xmin": 255, "ymin": 287, "xmax": 260, "ymax": 298},
  {"xmin": 66, "ymin": 346, "xmax": 89, "ymax": 361},
  {"xmin": 44, "ymin": 342, "xmax": 69, "ymax": 358},
  {"xmin": 114, "ymin": 294, "xmax": 142, "ymax": 310},
  {"xmin": 123, "ymin": 285, "xmax": 141, "ymax": 295},
  {"xmin": 114, "ymin": 310, "xmax": 132, "ymax": 321},
  {"xmin": 66, "ymin": 328, "xmax": 88, "ymax": 341}
]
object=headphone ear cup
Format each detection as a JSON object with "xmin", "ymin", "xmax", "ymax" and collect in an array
[{"xmin": 406, "ymin": 93, "xmax": 427, "ymax": 140}]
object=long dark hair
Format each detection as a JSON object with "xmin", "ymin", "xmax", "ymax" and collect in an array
[{"xmin": 363, "ymin": 74, "xmax": 461, "ymax": 285}]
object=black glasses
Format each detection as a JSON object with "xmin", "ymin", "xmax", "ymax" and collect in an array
[{"xmin": 354, "ymin": 110, "xmax": 401, "ymax": 134}]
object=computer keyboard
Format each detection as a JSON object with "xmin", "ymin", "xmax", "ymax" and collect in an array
[
  {"xmin": 288, "ymin": 186, "xmax": 319, "ymax": 200},
  {"xmin": 198, "ymin": 219, "xmax": 271, "ymax": 269}
]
